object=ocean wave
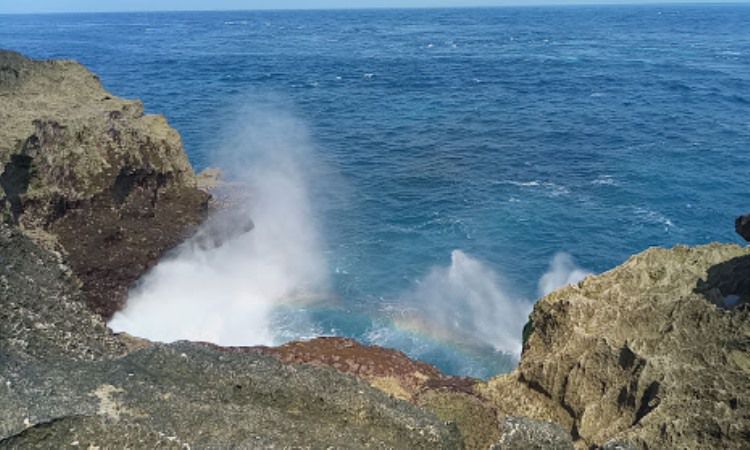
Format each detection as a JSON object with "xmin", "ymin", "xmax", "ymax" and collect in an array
[
  {"xmin": 498, "ymin": 179, "xmax": 570, "ymax": 196},
  {"xmin": 591, "ymin": 175, "xmax": 618, "ymax": 186},
  {"xmin": 633, "ymin": 207, "xmax": 675, "ymax": 230}
]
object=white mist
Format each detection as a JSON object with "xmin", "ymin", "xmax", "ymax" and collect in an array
[
  {"xmin": 108, "ymin": 102, "xmax": 329, "ymax": 346},
  {"xmin": 538, "ymin": 252, "xmax": 592, "ymax": 298},
  {"xmin": 391, "ymin": 250, "xmax": 592, "ymax": 357}
]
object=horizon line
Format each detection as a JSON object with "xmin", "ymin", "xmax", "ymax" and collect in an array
[{"xmin": 1, "ymin": 1, "xmax": 748, "ymax": 16}]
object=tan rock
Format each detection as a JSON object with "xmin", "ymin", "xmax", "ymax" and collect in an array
[{"xmin": 480, "ymin": 243, "xmax": 750, "ymax": 449}]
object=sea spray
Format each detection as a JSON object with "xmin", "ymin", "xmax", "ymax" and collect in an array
[
  {"xmin": 368, "ymin": 250, "xmax": 592, "ymax": 377},
  {"xmin": 396, "ymin": 250, "xmax": 531, "ymax": 356},
  {"xmin": 109, "ymin": 101, "xmax": 330, "ymax": 346},
  {"xmin": 108, "ymin": 99, "xmax": 593, "ymax": 375},
  {"xmin": 538, "ymin": 252, "xmax": 593, "ymax": 297}
]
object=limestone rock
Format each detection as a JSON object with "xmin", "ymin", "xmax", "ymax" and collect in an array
[
  {"xmin": 479, "ymin": 244, "xmax": 750, "ymax": 449},
  {"xmin": 0, "ymin": 50, "xmax": 209, "ymax": 318},
  {"xmin": 1, "ymin": 343, "xmax": 462, "ymax": 449},
  {"xmin": 247, "ymin": 336, "xmax": 509, "ymax": 449},
  {"xmin": 416, "ymin": 388, "xmax": 501, "ymax": 450},
  {"xmin": 491, "ymin": 416, "xmax": 574, "ymax": 450}
]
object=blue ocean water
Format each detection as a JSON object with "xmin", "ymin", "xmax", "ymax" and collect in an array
[{"xmin": 2, "ymin": 5, "xmax": 749, "ymax": 378}]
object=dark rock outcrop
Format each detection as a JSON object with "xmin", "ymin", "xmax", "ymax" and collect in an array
[
  {"xmin": 0, "ymin": 50, "xmax": 210, "ymax": 319},
  {"xmin": 0, "ymin": 223, "xmax": 127, "ymax": 362},
  {"xmin": 736, "ymin": 213, "xmax": 750, "ymax": 242}
]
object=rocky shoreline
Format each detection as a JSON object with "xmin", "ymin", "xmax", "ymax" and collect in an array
[{"xmin": 1, "ymin": 51, "xmax": 748, "ymax": 449}]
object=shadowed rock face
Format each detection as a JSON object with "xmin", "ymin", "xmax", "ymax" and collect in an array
[
  {"xmin": 736, "ymin": 213, "xmax": 750, "ymax": 242},
  {"xmin": 0, "ymin": 50, "xmax": 209, "ymax": 318},
  {"xmin": 479, "ymin": 244, "xmax": 750, "ymax": 449}
]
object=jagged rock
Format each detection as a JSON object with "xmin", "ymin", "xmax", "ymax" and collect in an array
[
  {"xmin": 238, "ymin": 337, "xmax": 505, "ymax": 449},
  {"xmin": 1, "ymin": 343, "xmax": 462, "ymax": 449},
  {"xmin": 479, "ymin": 244, "xmax": 750, "ymax": 449},
  {"xmin": 249, "ymin": 337, "xmax": 516, "ymax": 450},
  {"xmin": 491, "ymin": 416, "xmax": 574, "ymax": 450},
  {"xmin": 0, "ymin": 50, "xmax": 209, "ymax": 319},
  {"xmin": 0, "ymin": 226, "xmax": 463, "ymax": 449},
  {"xmin": 736, "ymin": 213, "xmax": 750, "ymax": 242},
  {"xmin": 190, "ymin": 208, "xmax": 254, "ymax": 251}
]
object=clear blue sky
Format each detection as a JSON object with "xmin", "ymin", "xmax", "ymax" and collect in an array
[{"xmin": 0, "ymin": 0, "xmax": 744, "ymax": 14}]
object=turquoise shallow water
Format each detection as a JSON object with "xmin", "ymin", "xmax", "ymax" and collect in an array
[{"xmin": 2, "ymin": 5, "xmax": 749, "ymax": 377}]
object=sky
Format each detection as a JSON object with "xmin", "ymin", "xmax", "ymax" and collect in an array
[{"xmin": 0, "ymin": 0, "xmax": 744, "ymax": 14}]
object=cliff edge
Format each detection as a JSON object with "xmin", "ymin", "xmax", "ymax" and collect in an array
[{"xmin": 0, "ymin": 50, "xmax": 209, "ymax": 318}]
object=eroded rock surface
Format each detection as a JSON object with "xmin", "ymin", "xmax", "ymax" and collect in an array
[
  {"xmin": 0, "ymin": 50, "xmax": 209, "ymax": 319},
  {"xmin": 253, "ymin": 337, "xmax": 449, "ymax": 400},
  {"xmin": 491, "ymin": 416, "xmax": 574, "ymax": 450},
  {"xmin": 479, "ymin": 244, "xmax": 750, "ymax": 449}
]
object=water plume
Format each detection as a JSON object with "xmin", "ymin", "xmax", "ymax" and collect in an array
[
  {"xmin": 108, "ymin": 100, "xmax": 329, "ymax": 346},
  {"xmin": 377, "ymin": 250, "xmax": 592, "ymax": 370},
  {"xmin": 393, "ymin": 250, "xmax": 532, "ymax": 357},
  {"xmin": 538, "ymin": 252, "xmax": 592, "ymax": 297}
]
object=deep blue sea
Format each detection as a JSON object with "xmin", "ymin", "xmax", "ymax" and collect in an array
[{"xmin": 2, "ymin": 5, "xmax": 749, "ymax": 378}]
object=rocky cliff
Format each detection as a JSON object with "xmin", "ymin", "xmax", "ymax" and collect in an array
[
  {"xmin": 0, "ymin": 50, "xmax": 209, "ymax": 319},
  {"xmin": 479, "ymin": 243, "xmax": 750, "ymax": 449}
]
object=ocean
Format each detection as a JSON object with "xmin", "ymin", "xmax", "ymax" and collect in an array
[{"xmin": 2, "ymin": 4, "xmax": 748, "ymax": 378}]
